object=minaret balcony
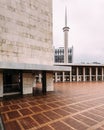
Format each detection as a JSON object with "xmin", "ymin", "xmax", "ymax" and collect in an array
[{"xmin": 63, "ymin": 27, "xmax": 70, "ymax": 32}]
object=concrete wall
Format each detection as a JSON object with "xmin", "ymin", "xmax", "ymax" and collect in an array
[
  {"xmin": 23, "ymin": 73, "xmax": 34, "ymax": 94},
  {"xmin": 46, "ymin": 72, "xmax": 54, "ymax": 91},
  {"xmin": 0, "ymin": 73, "xmax": 3, "ymax": 97},
  {"xmin": 23, "ymin": 72, "xmax": 54, "ymax": 94},
  {"xmin": 0, "ymin": 0, "xmax": 53, "ymax": 65}
]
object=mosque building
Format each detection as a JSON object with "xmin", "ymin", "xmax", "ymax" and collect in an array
[
  {"xmin": 0, "ymin": 0, "xmax": 70, "ymax": 97},
  {"xmin": 0, "ymin": 0, "xmax": 104, "ymax": 98}
]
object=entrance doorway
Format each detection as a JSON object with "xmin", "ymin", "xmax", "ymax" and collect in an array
[{"xmin": 3, "ymin": 70, "xmax": 22, "ymax": 96}]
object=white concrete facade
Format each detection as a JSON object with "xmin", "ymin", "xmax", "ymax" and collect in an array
[
  {"xmin": 0, "ymin": 0, "xmax": 53, "ymax": 65},
  {"xmin": 0, "ymin": 0, "xmax": 55, "ymax": 97}
]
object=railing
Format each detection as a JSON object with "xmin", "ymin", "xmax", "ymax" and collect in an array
[
  {"xmin": 4, "ymin": 83, "xmax": 19, "ymax": 87},
  {"xmin": 4, "ymin": 83, "xmax": 20, "ymax": 93}
]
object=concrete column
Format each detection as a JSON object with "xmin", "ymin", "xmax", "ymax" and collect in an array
[
  {"xmin": 46, "ymin": 72, "xmax": 54, "ymax": 91},
  {"xmin": 76, "ymin": 67, "xmax": 79, "ymax": 82},
  {"xmin": 55, "ymin": 72, "xmax": 58, "ymax": 82},
  {"xmin": 42, "ymin": 71, "xmax": 54, "ymax": 94},
  {"xmin": 64, "ymin": 30, "xmax": 68, "ymax": 64},
  {"xmin": 89, "ymin": 67, "xmax": 92, "ymax": 81},
  {"xmin": 23, "ymin": 73, "xmax": 34, "ymax": 94},
  {"xmin": 102, "ymin": 67, "xmax": 104, "ymax": 81},
  {"xmin": 62, "ymin": 72, "xmax": 65, "ymax": 82},
  {"xmin": 63, "ymin": 8, "xmax": 69, "ymax": 64},
  {"xmin": 38, "ymin": 73, "xmax": 42, "ymax": 83},
  {"xmin": 32, "ymin": 74, "xmax": 36, "ymax": 88},
  {"xmin": 42, "ymin": 71, "xmax": 46, "ymax": 94},
  {"xmin": 96, "ymin": 67, "xmax": 98, "ymax": 81},
  {"xmin": 0, "ymin": 73, "xmax": 3, "ymax": 97},
  {"xmin": 70, "ymin": 71, "xmax": 72, "ymax": 82},
  {"xmin": 83, "ymin": 67, "xmax": 85, "ymax": 82}
]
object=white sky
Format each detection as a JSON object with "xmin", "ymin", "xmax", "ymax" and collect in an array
[{"xmin": 53, "ymin": 0, "xmax": 104, "ymax": 63}]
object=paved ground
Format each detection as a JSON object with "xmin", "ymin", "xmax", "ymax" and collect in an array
[{"xmin": 1, "ymin": 82, "xmax": 104, "ymax": 130}]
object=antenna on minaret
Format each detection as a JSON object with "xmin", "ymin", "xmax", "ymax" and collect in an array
[{"xmin": 65, "ymin": 6, "xmax": 67, "ymax": 27}]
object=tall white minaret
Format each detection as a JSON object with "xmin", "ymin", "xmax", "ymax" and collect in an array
[{"xmin": 63, "ymin": 7, "xmax": 70, "ymax": 64}]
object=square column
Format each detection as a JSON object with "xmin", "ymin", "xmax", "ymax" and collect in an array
[
  {"xmin": 55, "ymin": 72, "xmax": 58, "ymax": 82},
  {"xmin": 83, "ymin": 67, "xmax": 85, "ymax": 82},
  {"xmin": 23, "ymin": 73, "xmax": 34, "ymax": 94},
  {"xmin": 46, "ymin": 72, "xmax": 54, "ymax": 91},
  {"xmin": 76, "ymin": 67, "xmax": 79, "ymax": 82},
  {"xmin": 38, "ymin": 73, "xmax": 42, "ymax": 83},
  {"xmin": 62, "ymin": 72, "xmax": 65, "ymax": 82},
  {"xmin": 0, "ymin": 73, "xmax": 3, "ymax": 97},
  {"xmin": 70, "ymin": 71, "xmax": 72, "ymax": 82},
  {"xmin": 32, "ymin": 74, "xmax": 36, "ymax": 88},
  {"xmin": 96, "ymin": 67, "xmax": 98, "ymax": 81},
  {"xmin": 42, "ymin": 71, "xmax": 46, "ymax": 94},
  {"xmin": 102, "ymin": 67, "xmax": 104, "ymax": 81},
  {"xmin": 42, "ymin": 71, "xmax": 54, "ymax": 94},
  {"xmin": 89, "ymin": 67, "xmax": 92, "ymax": 81}
]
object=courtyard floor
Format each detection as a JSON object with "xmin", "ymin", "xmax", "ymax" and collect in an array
[{"xmin": 1, "ymin": 82, "xmax": 104, "ymax": 130}]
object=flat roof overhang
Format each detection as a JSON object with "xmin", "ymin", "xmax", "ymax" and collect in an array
[
  {"xmin": 0, "ymin": 62, "xmax": 71, "ymax": 72},
  {"xmin": 54, "ymin": 63, "xmax": 104, "ymax": 67}
]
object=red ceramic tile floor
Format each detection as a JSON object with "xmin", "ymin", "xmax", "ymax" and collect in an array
[{"xmin": 1, "ymin": 82, "xmax": 104, "ymax": 129}]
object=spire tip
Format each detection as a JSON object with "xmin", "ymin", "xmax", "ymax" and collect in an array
[{"xmin": 65, "ymin": 6, "xmax": 67, "ymax": 27}]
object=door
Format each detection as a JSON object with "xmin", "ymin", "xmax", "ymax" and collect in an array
[{"xmin": 3, "ymin": 70, "xmax": 22, "ymax": 95}]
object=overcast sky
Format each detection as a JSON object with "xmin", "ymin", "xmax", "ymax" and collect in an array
[{"xmin": 53, "ymin": 0, "xmax": 104, "ymax": 63}]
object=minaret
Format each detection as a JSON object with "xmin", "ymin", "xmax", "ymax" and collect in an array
[{"xmin": 63, "ymin": 7, "xmax": 70, "ymax": 64}]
